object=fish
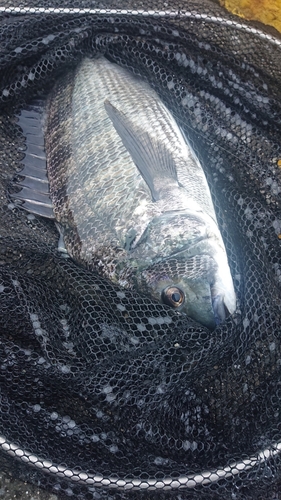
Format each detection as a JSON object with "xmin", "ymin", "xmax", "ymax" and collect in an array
[{"xmin": 12, "ymin": 56, "xmax": 236, "ymax": 330}]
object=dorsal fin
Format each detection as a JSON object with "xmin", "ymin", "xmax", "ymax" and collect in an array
[{"xmin": 10, "ymin": 100, "xmax": 54, "ymax": 219}]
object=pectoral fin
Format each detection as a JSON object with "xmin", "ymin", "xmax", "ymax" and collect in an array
[{"xmin": 104, "ymin": 99, "xmax": 179, "ymax": 201}]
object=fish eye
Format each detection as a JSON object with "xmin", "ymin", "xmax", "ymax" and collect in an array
[{"xmin": 161, "ymin": 286, "xmax": 185, "ymax": 308}]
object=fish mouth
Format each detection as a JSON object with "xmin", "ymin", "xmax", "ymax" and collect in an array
[{"xmin": 211, "ymin": 292, "xmax": 228, "ymax": 325}]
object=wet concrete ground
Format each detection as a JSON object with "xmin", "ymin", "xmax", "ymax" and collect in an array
[{"xmin": 0, "ymin": 471, "xmax": 58, "ymax": 500}]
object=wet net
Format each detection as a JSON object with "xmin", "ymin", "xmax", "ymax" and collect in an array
[{"xmin": 0, "ymin": 0, "xmax": 281, "ymax": 498}]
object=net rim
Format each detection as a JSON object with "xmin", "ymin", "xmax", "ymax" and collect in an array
[
  {"xmin": 0, "ymin": 6, "xmax": 280, "ymax": 47},
  {"xmin": 1, "ymin": 433, "xmax": 280, "ymax": 490}
]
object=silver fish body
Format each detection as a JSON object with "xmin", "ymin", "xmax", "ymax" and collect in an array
[{"xmin": 16, "ymin": 56, "xmax": 236, "ymax": 329}]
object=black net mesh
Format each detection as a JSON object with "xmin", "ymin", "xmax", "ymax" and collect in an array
[{"xmin": 0, "ymin": 0, "xmax": 281, "ymax": 498}]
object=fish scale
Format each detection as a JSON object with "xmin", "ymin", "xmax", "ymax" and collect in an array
[{"xmin": 14, "ymin": 55, "xmax": 236, "ymax": 329}]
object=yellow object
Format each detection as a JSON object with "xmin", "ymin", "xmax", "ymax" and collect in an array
[{"xmin": 219, "ymin": 0, "xmax": 281, "ymax": 34}]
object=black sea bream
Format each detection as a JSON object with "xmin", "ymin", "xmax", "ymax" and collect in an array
[{"xmin": 14, "ymin": 56, "xmax": 236, "ymax": 329}]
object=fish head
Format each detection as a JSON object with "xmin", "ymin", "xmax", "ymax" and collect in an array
[
  {"xmin": 127, "ymin": 212, "xmax": 236, "ymax": 330},
  {"xmin": 137, "ymin": 254, "xmax": 234, "ymax": 330}
]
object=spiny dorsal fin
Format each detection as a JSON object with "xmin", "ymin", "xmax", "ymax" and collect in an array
[{"xmin": 11, "ymin": 100, "xmax": 54, "ymax": 219}]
